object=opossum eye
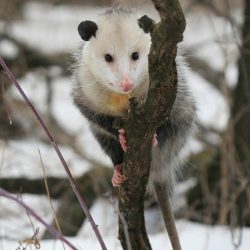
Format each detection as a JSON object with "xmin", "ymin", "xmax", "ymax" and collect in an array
[
  {"xmin": 131, "ymin": 52, "xmax": 139, "ymax": 61},
  {"xmin": 105, "ymin": 54, "xmax": 113, "ymax": 63}
]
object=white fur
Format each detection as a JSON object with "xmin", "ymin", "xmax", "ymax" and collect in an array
[{"xmin": 76, "ymin": 10, "xmax": 151, "ymax": 116}]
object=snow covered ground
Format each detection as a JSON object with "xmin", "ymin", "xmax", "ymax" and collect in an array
[
  {"xmin": 0, "ymin": 1, "xmax": 247, "ymax": 250},
  {"xmin": 1, "ymin": 196, "xmax": 250, "ymax": 250}
]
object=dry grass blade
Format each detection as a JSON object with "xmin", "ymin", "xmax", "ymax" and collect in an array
[{"xmin": 38, "ymin": 149, "xmax": 66, "ymax": 250}]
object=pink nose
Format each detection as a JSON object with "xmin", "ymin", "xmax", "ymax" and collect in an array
[{"xmin": 120, "ymin": 76, "xmax": 134, "ymax": 92}]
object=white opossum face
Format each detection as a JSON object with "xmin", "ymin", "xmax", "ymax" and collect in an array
[{"xmin": 79, "ymin": 15, "xmax": 151, "ymax": 94}]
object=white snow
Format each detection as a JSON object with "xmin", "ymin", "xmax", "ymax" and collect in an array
[
  {"xmin": 0, "ymin": 194, "xmax": 57, "ymax": 240},
  {"xmin": 0, "ymin": 39, "xmax": 19, "ymax": 59},
  {"xmin": 1, "ymin": 197, "xmax": 250, "ymax": 249},
  {"xmin": 0, "ymin": 2, "xmax": 247, "ymax": 250},
  {"xmin": 9, "ymin": 2, "xmax": 97, "ymax": 54},
  {"xmin": 0, "ymin": 140, "xmax": 91, "ymax": 178}
]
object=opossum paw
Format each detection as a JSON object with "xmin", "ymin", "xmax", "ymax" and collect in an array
[
  {"xmin": 118, "ymin": 128, "xmax": 128, "ymax": 152},
  {"xmin": 112, "ymin": 164, "xmax": 125, "ymax": 187},
  {"xmin": 152, "ymin": 133, "xmax": 158, "ymax": 147},
  {"xmin": 119, "ymin": 129, "xmax": 157, "ymax": 150}
]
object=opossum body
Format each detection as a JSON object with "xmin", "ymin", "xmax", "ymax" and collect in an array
[{"xmin": 72, "ymin": 6, "xmax": 195, "ymax": 191}]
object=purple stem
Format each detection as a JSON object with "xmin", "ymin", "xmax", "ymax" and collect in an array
[
  {"xmin": 0, "ymin": 187, "xmax": 78, "ymax": 250},
  {"xmin": 0, "ymin": 56, "xmax": 107, "ymax": 250}
]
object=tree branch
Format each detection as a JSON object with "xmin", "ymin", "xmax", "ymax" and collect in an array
[
  {"xmin": 0, "ymin": 187, "xmax": 78, "ymax": 250},
  {"xmin": 117, "ymin": 1, "xmax": 186, "ymax": 249},
  {"xmin": 0, "ymin": 56, "xmax": 107, "ymax": 250}
]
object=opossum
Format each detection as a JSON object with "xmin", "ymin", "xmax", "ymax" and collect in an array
[{"xmin": 72, "ymin": 6, "xmax": 195, "ymax": 192}]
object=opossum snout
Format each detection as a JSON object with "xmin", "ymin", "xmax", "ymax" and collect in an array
[{"xmin": 120, "ymin": 76, "xmax": 134, "ymax": 92}]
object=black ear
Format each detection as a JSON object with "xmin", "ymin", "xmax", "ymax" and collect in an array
[
  {"xmin": 138, "ymin": 15, "xmax": 154, "ymax": 34},
  {"xmin": 78, "ymin": 21, "xmax": 98, "ymax": 41}
]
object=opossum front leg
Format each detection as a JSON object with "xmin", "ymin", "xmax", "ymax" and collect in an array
[
  {"xmin": 118, "ymin": 128, "xmax": 158, "ymax": 152},
  {"xmin": 92, "ymin": 131, "xmax": 126, "ymax": 187},
  {"xmin": 112, "ymin": 129, "xmax": 158, "ymax": 187},
  {"xmin": 118, "ymin": 129, "xmax": 128, "ymax": 151}
]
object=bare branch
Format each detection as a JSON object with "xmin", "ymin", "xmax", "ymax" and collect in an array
[
  {"xmin": 0, "ymin": 187, "xmax": 77, "ymax": 250},
  {"xmin": 117, "ymin": 1, "xmax": 186, "ymax": 249},
  {"xmin": 0, "ymin": 56, "xmax": 107, "ymax": 250}
]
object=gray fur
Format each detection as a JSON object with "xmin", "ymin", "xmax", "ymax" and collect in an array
[
  {"xmin": 72, "ymin": 6, "xmax": 196, "ymax": 192},
  {"xmin": 150, "ymin": 71, "xmax": 196, "ymax": 192}
]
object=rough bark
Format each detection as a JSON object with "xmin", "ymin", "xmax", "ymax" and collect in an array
[{"xmin": 117, "ymin": 1, "xmax": 186, "ymax": 249}]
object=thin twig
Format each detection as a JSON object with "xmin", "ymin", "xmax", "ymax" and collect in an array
[
  {"xmin": 0, "ymin": 56, "xmax": 107, "ymax": 250},
  {"xmin": 0, "ymin": 187, "xmax": 78, "ymax": 250},
  {"xmin": 38, "ymin": 149, "xmax": 66, "ymax": 250},
  {"xmin": 154, "ymin": 183, "xmax": 182, "ymax": 250}
]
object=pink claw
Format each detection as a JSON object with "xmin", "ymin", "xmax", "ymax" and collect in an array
[
  {"xmin": 152, "ymin": 133, "xmax": 158, "ymax": 147},
  {"xmin": 118, "ymin": 129, "xmax": 128, "ymax": 152},
  {"xmin": 112, "ymin": 164, "xmax": 125, "ymax": 187}
]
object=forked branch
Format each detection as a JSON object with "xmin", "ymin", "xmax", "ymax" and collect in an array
[{"xmin": 118, "ymin": 0, "xmax": 186, "ymax": 250}]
